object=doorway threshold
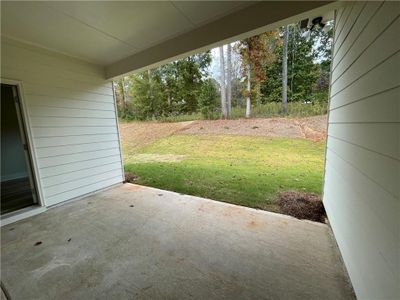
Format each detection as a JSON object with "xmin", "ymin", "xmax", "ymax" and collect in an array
[{"xmin": 1, "ymin": 205, "xmax": 46, "ymax": 226}]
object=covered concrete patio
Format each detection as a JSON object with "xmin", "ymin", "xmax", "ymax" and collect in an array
[{"xmin": 1, "ymin": 184, "xmax": 354, "ymax": 299}]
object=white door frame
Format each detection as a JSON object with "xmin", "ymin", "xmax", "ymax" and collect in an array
[{"xmin": 0, "ymin": 78, "xmax": 45, "ymax": 211}]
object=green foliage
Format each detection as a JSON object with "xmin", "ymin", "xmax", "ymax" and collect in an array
[
  {"xmin": 116, "ymin": 52, "xmax": 212, "ymax": 120},
  {"xmin": 287, "ymin": 26, "xmax": 319, "ymax": 102},
  {"xmin": 261, "ymin": 24, "xmax": 333, "ymax": 105},
  {"xmin": 198, "ymin": 78, "xmax": 219, "ymax": 119},
  {"xmin": 124, "ymin": 135, "xmax": 325, "ymax": 211},
  {"xmin": 116, "ymin": 22, "xmax": 333, "ymax": 120},
  {"xmin": 127, "ymin": 70, "xmax": 168, "ymax": 120},
  {"xmin": 231, "ymin": 78, "xmax": 245, "ymax": 107},
  {"xmin": 230, "ymin": 101, "xmax": 327, "ymax": 119},
  {"xmin": 124, "ymin": 101, "xmax": 327, "ymax": 123},
  {"xmin": 236, "ymin": 32, "xmax": 279, "ymax": 104},
  {"xmin": 160, "ymin": 52, "xmax": 211, "ymax": 114}
]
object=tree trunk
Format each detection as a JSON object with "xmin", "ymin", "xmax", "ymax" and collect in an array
[
  {"xmin": 121, "ymin": 77, "xmax": 127, "ymax": 113},
  {"xmin": 291, "ymin": 26, "xmax": 295, "ymax": 102},
  {"xmin": 282, "ymin": 25, "xmax": 289, "ymax": 114},
  {"xmin": 219, "ymin": 46, "xmax": 227, "ymax": 118},
  {"xmin": 245, "ymin": 63, "xmax": 251, "ymax": 118},
  {"xmin": 226, "ymin": 44, "xmax": 232, "ymax": 118},
  {"xmin": 148, "ymin": 69, "xmax": 155, "ymax": 120}
]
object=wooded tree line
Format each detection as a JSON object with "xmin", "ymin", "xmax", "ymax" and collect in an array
[{"xmin": 114, "ymin": 22, "xmax": 333, "ymax": 120}]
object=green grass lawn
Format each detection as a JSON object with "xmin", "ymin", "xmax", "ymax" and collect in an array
[{"xmin": 124, "ymin": 135, "xmax": 325, "ymax": 212}]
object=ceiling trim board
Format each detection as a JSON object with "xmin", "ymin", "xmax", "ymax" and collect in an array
[{"xmin": 105, "ymin": 1, "xmax": 337, "ymax": 79}]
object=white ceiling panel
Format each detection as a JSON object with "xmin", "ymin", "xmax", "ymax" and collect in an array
[
  {"xmin": 172, "ymin": 1, "xmax": 253, "ymax": 26},
  {"xmin": 1, "ymin": 1, "xmax": 250, "ymax": 66},
  {"xmin": 1, "ymin": 1, "xmax": 136, "ymax": 64},
  {"xmin": 43, "ymin": 1, "xmax": 195, "ymax": 51},
  {"xmin": 1, "ymin": 0, "xmax": 334, "ymax": 75}
]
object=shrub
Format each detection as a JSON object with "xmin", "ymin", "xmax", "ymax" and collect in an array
[{"xmin": 119, "ymin": 101, "xmax": 328, "ymax": 122}]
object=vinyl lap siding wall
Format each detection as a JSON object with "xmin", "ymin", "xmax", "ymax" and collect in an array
[
  {"xmin": 324, "ymin": 1, "xmax": 399, "ymax": 299},
  {"xmin": 1, "ymin": 37, "xmax": 124, "ymax": 207}
]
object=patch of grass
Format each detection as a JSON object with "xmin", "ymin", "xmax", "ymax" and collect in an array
[{"xmin": 124, "ymin": 135, "xmax": 324, "ymax": 212}]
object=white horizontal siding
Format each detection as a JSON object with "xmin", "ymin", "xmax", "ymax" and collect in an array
[
  {"xmin": 34, "ymin": 134, "xmax": 120, "ymax": 148},
  {"xmin": 332, "ymin": 1, "xmax": 366, "ymax": 58},
  {"xmin": 327, "ymin": 138, "xmax": 399, "ymax": 198},
  {"xmin": 1, "ymin": 37, "xmax": 124, "ymax": 207},
  {"xmin": 36, "ymin": 141, "xmax": 121, "ymax": 158},
  {"xmin": 39, "ymin": 156, "xmax": 122, "ymax": 178},
  {"xmin": 331, "ymin": 16, "xmax": 400, "ymax": 95},
  {"xmin": 332, "ymin": 1, "xmax": 399, "ymax": 74},
  {"xmin": 28, "ymin": 105, "xmax": 116, "ymax": 118},
  {"xmin": 43, "ymin": 169, "xmax": 122, "ymax": 198},
  {"xmin": 45, "ymin": 177, "xmax": 122, "ymax": 206},
  {"xmin": 330, "ymin": 50, "xmax": 399, "ymax": 109},
  {"xmin": 38, "ymin": 148, "xmax": 121, "ymax": 168},
  {"xmin": 328, "ymin": 87, "xmax": 399, "ymax": 123},
  {"xmin": 332, "ymin": 2, "xmax": 382, "ymax": 65},
  {"xmin": 324, "ymin": 2, "xmax": 400, "ymax": 299},
  {"xmin": 32, "ymin": 126, "xmax": 118, "ymax": 138},
  {"xmin": 328, "ymin": 123, "xmax": 399, "ymax": 159},
  {"xmin": 41, "ymin": 162, "xmax": 123, "ymax": 187},
  {"xmin": 30, "ymin": 116, "xmax": 118, "ymax": 127},
  {"xmin": 26, "ymin": 95, "xmax": 116, "ymax": 110},
  {"xmin": 23, "ymin": 84, "xmax": 113, "ymax": 103}
]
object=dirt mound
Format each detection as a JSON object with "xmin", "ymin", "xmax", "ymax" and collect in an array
[
  {"xmin": 178, "ymin": 115, "xmax": 327, "ymax": 141},
  {"xmin": 125, "ymin": 172, "xmax": 138, "ymax": 183},
  {"xmin": 119, "ymin": 116, "xmax": 327, "ymax": 155},
  {"xmin": 277, "ymin": 191, "xmax": 326, "ymax": 223}
]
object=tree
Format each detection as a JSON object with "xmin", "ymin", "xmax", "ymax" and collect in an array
[
  {"xmin": 287, "ymin": 25, "xmax": 318, "ymax": 103},
  {"xmin": 147, "ymin": 69, "xmax": 155, "ymax": 120},
  {"xmin": 219, "ymin": 46, "xmax": 227, "ymax": 118},
  {"xmin": 114, "ymin": 78, "xmax": 130, "ymax": 117},
  {"xmin": 245, "ymin": 64, "xmax": 251, "ymax": 118},
  {"xmin": 226, "ymin": 43, "xmax": 232, "ymax": 117},
  {"xmin": 117, "ymin": 51, "xmax": 212, "ymax": 120},
  {"xmin": 261, "ymin": 23, "xmax": 330, "ymax": 105},
  {"xmin": 311, "ymin": 21, "xmax": 334, "ymax": 103},
  {"xmin": 236, "ymin": 32, "xmax": 277, "ymax": 117},
  {"xmin": 121, "ymin": 77, "xmax": 127, "ymax": 111},
  {"xmin": 231, "ymin": 78, "xmax": 244, "ymax": 107},
  {"xmin": 198, "ymin": 78, "xmax": 219, "ymax": 119},
  {"xmin": 282, "ymin": 25, "xmax": 289, "ymax": 114},
  {"xmin": 175, "ymin": 54, "xmax": 210, "ymax": 113},
  {"xmin": 126, "ymin": 70, "xmax": 166, "ymax": 120}
]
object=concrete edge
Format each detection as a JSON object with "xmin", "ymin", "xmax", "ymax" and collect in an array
[{"xmin": 124, "ymin": 183, "xmax": 329, "ymax": 228}]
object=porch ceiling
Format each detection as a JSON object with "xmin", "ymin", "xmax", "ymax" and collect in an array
[
  {"xmin": 1, "ymin": 1, "xmax": 335, "ymax": 79},
  {"xmin": 1, "ymin": 184, "xmax": 355, "ymax": 299},
  {"xmin": 1, "ymin": 1, "xmax": 253, "ymax": 64}
]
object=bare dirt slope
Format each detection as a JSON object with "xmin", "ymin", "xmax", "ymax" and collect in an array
[
  {"xmin": 119, "ymin": 115, "xmax": 327, "ymax": 152},
  {"xmin": 178, "ymin": 115, "xmax": 327, "ymax": 141},
  {"xmin": 120, "ymin": 120, "xmax": 194, "ymax": 152}
]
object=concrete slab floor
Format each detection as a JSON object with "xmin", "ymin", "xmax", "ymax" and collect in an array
[{"xmin": 1, "ymin": 184, "xmax": 355, "ymax": 300}]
